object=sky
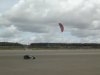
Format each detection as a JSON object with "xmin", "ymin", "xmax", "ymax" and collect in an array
[{"xmin": 0, "ymin": 0, "xmax": 100, "ymax": 44}]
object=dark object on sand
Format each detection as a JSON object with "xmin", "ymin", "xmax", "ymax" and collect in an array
[{"xmin": 24, "ymin": 55, "xmax": 36, "ymax": 60}]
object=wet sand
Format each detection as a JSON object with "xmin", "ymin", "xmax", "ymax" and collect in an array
[{"xmin": 0, "ymin": 50, "xmax": 100, "ymax": 75}]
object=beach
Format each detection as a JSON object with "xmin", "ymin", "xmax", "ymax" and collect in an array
[{"xmin": 0, "ymin": 49, "xmax": 100, "ymax": 75}]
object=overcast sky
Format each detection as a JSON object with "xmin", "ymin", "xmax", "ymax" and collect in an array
[{"xmin": 0, "ymin": 0, "xmax": 100, "ymax": 44}]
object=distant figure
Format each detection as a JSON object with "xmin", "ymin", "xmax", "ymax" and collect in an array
[{"xmin": 24, "ymin": 55, "xmax": 36, "ymax": 60}]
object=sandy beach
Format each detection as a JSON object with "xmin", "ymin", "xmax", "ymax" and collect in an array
[{"xmin": 0, "ymin": 49, "xmax": 100, "ymax": 75}]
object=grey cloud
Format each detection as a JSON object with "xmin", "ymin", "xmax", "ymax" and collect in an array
[
  {"xmin": 3, "ymin": 0, "xmax": 100, "ymax": 30},
  {"xmin": 71, "ymin": 29, "xmax": 100, "ymax": 37},
  {"xmin": 1, "ymin": 0, "xmax": 100, "ymax": 43},
  {"xmin": 30, "ymin": 33, "xmax": 79, "ymax": 43},
  {"xmin": 0, "ymin": 25, "xmax": 20, "ymax": 38}
]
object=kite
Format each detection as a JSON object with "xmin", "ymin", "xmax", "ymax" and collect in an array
[{"xmin": 59, "ymin": 23, "xmax": 64, "ymax": 32}]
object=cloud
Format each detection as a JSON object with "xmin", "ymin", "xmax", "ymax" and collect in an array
[
  {"xmin": 29, "ymin": 33, "xmax": 80, "ymax": 43},
  {"xmin": 4, "ymin": 0, "xmax": 100, "ymax": 32},
  {"xmin": 3, "ymin": 0, "xmax": 85, "ymax": 33},
  {"xmin": 1, "ymin": 0, "xmax": 100, "ymax": 43},
  {"xmin": 0, "ymin": 25, "xmax": 20, "ymax": 38}
]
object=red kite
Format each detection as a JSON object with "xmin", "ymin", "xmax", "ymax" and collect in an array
[{"xmin": 59, "ymin": 23, "xmax": 64, "ymax": 32}]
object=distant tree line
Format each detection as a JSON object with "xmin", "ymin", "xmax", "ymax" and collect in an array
[
  {"xmin": 0, "ymin": 42, "xmax": 25, "ymax": 49},
  {"xmin": 29, "ymin": 43, "xmax": 100, "ymax": 49},
  {"xmin": 1, "ymin": 42, "xmax": 100, "ymax": 49},
  {"xmin": 0, "ymin": 42, "xmax": 23, "ymax": 47}
]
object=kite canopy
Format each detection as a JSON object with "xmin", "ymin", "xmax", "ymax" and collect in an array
[{"xmin": 59, "ymin": 23, "xmax": 64, "ymax": 32}]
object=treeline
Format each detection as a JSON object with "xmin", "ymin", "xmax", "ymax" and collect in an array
[
  {"xmin": 0, "ymin": 42, "xmax": 23, "ymax": 46},
  {"xmin": 0, "ymin": 42, "xmax": 24, "ymax": 50},
  {"xmin": 1, "ymin": 42, "xmax": 100, "ymax": 49},
  {"xmin": 29, "ymin": 43, "xmax": 100, "ymax": 49}
]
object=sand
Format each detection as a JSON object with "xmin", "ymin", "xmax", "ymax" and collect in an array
[{"xmin": 0, "ymin": 50, "xmax": 100, "ymax": 75}]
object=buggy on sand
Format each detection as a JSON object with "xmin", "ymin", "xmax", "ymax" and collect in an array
[{"xmin": 24, "ymin": 55, "xmax": 36, "ymax": 60}]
